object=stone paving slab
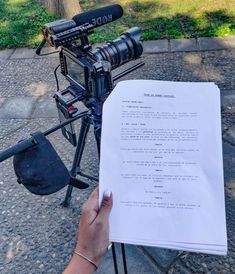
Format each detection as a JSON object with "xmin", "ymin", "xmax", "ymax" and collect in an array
[
  {"xmin": 143, "ymin": 39, "xmax": 169, "ymax": 53},
  {"xmin": 170, "ymin": 38, "xmax": 198, "ymax": 52},
  {"xmin": 97, "ymin": 244, "xmax": 162, "ymax": 274},
  {"xmin": 167, "ymin": 260, "xmax": 191, "ymax": 274},
  {"xmin": 0, "ymin": 96, "xmax": 37, "ymax": 119},
  {"xmin": 32, "ymin": 96, "xmax": 58, "ymax": 118},
  {"xmin": 221, "ymin": 90, "xmax": 235, "ymax": 106},
  {"xmin": 223, "ymin": 126, "xmax": 235, "ymax": 147},
  {"xmin": 142, "ymin": 246, "xmax": 180, "ymax": 270},
  {"xmin": 198, "ymin": 37, "xmax": 229, "ymax": 51},
  {"xmin": 0, "ymin": 97, "xmax": 6, "ymax": 107},
  {"xmin": 0, "ymin": 49, "xmax": 14, "ymax": 60},
  {"xmin": 224, "ymin": 36, "xmax": 235, "ymax": 48},
  {"xmin": 10, "ymin": 48, "xmax": 36, "ymax": 59}
]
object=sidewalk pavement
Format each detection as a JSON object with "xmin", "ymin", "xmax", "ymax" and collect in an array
[
  {"xmin": 0, "ymin": 37, "xmax": 235, "ymax": 273},
  {"xmin": 0, "ymin": 36, "xmax": 235, "ymax": 60}
]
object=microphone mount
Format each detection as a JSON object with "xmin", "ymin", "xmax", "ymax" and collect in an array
[
  {"xmin": 50, "ymin": 23, "xmax": 94, "ymax": 48},
  {"xmin": 39, "ymin": 4, "xmax": 124, "ymax": 50}
]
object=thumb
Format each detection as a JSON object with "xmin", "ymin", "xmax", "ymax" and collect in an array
[{"xmin": 97, "ymin": 191, "xmax": 113, "ymax": 221}]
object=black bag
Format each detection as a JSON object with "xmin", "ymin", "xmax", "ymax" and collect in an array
[{"xmin": 13, "ymin": 132, "xmax": 70, "ymax": 195}]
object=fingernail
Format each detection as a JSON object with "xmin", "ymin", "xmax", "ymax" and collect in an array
[{"xmin": 103, "ymin": 190, "xmax": 111, "ymax": 199}]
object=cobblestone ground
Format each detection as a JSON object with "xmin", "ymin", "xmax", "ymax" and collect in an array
[{"xmin": 0, "ymin": 48, "xmax": 235, "ymax": 273}]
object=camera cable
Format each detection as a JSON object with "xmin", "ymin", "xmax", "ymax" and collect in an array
[{"xmin": 54, "ymin": 64, "xmax": 61, "ymax": 91}]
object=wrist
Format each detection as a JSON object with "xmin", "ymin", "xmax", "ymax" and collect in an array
[
  {"xmin": 63, "ymin": 252, "xmax": 96, "ymax": 274},
  {"xmin": 75, "ymin": 243, "xmax": 101, "ymax": 267},
  {"xmin": 74, "ymin": 250, "xmax": 98, "ymax": 271}
]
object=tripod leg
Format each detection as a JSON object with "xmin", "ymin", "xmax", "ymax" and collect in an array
[
  {"xmin": 62, "ymin": 185, "xmax": 74, "ymax": 207},
  {"xmin": 94, "ymin": 125, "xmax": 101, "ymax": 157},
  {"xmin": 112, "ymin": 244, "xmax": 119, "ymax": 274},
  {"xmin": 62, "ymin": 116, "xmax": 91, "ymax": 207},
  {"xmin": 121, "ymin": 243, "xmax": 128, "ymax": 274}
]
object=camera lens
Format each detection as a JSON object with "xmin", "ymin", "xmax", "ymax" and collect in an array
[{"xmin": 93, "ymin": 27, "xmax": 143, "ymax": 69}]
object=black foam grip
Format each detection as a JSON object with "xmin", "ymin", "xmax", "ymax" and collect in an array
[
  {"xmin": 0, "ymin": 139, "xmax": 35, "ymax": 162},
  {"xmin": 72, "ymin": 4, "xmax": 123, "ymax": 27}
]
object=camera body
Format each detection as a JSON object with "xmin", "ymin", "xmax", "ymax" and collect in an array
[
  {"xmin": 55, "ymin": 44, "xmax": 113, "ymax": 145},
  {"xmin": 40, "ymin": 12, "xmax": 143, "ymax": 146},
  {"xmin": 58, "ymin": 45, "xmax": 113, "ymax": 105}
]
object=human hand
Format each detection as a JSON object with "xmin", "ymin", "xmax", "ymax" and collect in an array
[{"xmin": 75, "ymin": 187, "xmax": 113, "ymax": 268}]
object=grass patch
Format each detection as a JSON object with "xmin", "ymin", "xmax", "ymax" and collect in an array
[
  {"xmin": 0, "ymin": 0, "xmax": 234, "ymax": 48},
  {"xmin": 0, "ymin": 0, "xmax": 57, "ymax": 48},
  {"xmin": 80, "ymin": 0, "xmax": 235, "ymax": 43}
]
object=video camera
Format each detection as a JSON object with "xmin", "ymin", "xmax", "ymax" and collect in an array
[
  {"xmin": 37, "ymin": 4, "xmax": 143, "ymax": 146},
  {"xmin": 0, "ymin": 4, "xmax": 144, "ymax": 199}
]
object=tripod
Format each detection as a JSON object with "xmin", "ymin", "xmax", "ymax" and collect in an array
[
  {"xmin": 60, "ymin": 108, "xmax": 129, "ymax": 274},
  {"xmin": 61, "ymin": 61, "xmax": 145, "ymax": 207},
  {"xmin": 58, "ymin": 61, "xmax": 145, "ymax": 274}
]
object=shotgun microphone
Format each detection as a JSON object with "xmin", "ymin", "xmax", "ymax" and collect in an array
[{"xmin": 72, "ymin": 4, "xmax": 123, "ymax": 28}]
